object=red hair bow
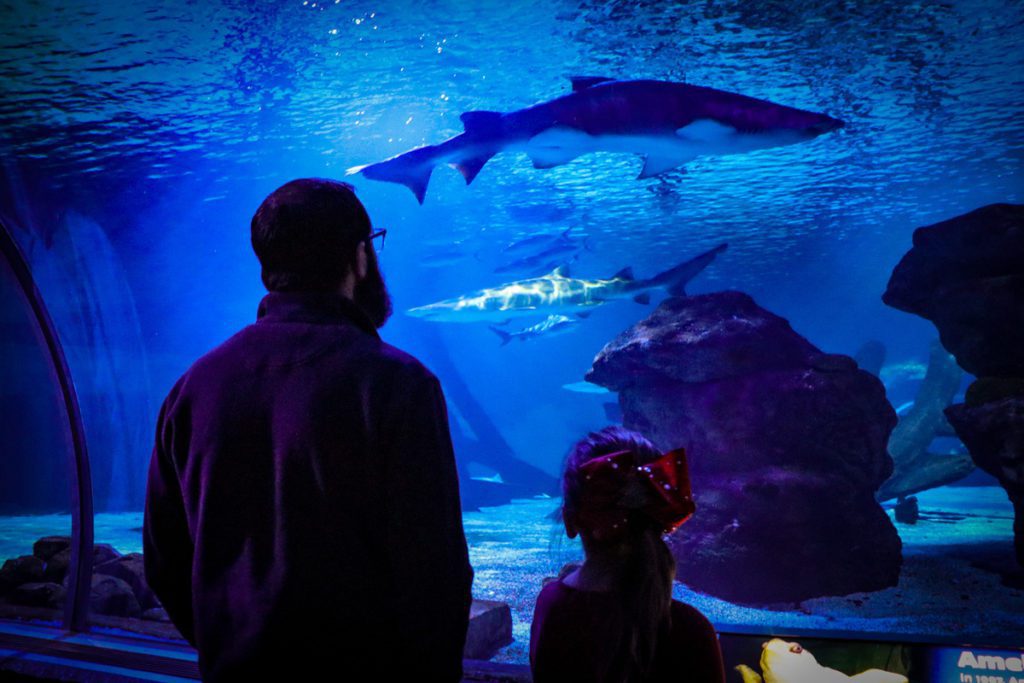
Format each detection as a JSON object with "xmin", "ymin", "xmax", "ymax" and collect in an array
[{"xmin": 575, "ymin": 447, "xmax": 695, "ymax": 542}]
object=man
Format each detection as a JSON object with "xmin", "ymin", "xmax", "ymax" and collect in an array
[{"xmin": 143, "ymin": 178, "xmax": 473, "ymax": 681}]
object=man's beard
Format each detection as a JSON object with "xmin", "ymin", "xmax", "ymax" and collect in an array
[{"xmin": 353, "ymin": 248, "xmax": 393, "ymax": 329}]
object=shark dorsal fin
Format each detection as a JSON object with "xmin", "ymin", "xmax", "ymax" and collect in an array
[
  {"xmin": 569, "ymin": 76, "xmax": 614, "ymax": 92},
  {"xmin": 612, "ymin": 266, "xmax": 634, "ymax": 281},
  {"xmin": 461, "ymin": 111, "xmax": 503, "ymax": 134},
  {"xmin": 553, "ymin": 264, "xmax": 571, "ymax": 277}
]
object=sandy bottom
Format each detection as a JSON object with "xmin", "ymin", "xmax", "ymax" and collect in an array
[{"xmin": 1, "ymin": 485, "xmax": 1021, "ymax": 664}]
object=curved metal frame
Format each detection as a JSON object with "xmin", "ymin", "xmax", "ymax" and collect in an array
[{"xmin": 0, "ymin": 217, "xmax": 94, "ymax": 632}]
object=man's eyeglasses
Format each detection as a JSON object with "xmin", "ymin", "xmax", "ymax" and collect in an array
[{"xmin": 366, "ymin": 228, "xmax": 387, "ymax": 253}]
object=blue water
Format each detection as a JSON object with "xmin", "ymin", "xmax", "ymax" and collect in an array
[{"xmin": 2, "ymin": 0, "xmax": 1023, "ymax": 660}]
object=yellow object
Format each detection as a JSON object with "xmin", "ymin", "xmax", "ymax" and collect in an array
[{"xmin": 734, "ymin": 638, "xmax": 909, "ymax": 683}]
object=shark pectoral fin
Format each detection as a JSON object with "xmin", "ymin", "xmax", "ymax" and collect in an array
[
  {"xmin": 633, "ymin": 292, "xmax": 650, "ymax": 305},
  {"xmin": 611, "ymin": 266, "xmax": 634, "ymax": 281},
  {"xmin": 638, "ymin": 154, "xmax": 691, "ymax": 179},
  {"xmin": 576, "ymin": 311, "xmax": 592, "ymax": 319},
  {"xmin": 449, "ymin": 152, "xmax": 494, "ymax": 185}
]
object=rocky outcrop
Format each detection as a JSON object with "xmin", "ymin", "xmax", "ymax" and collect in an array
[
  {"xmin": 883, "ymin": 204, "xmax": 1024, "ymax": 378},
  {"xmin": 877, "ymin": 341, "xmax": 973, "ymax": 502},
  {"xmin": 884, "ymin": 203, "xmax": 1024, "ymax": 567},
  {"xmin": 587, "ymin": 291, "xmax": 902, "ymax": 604},
  {"xmin": 946, "ymin": 395, "xmax": 1024, "ymax": 566}
]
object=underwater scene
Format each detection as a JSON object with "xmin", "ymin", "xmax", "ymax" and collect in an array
[{"xmin": 1, "ymin": 0, "xmax": 1023, "ymax": 669}]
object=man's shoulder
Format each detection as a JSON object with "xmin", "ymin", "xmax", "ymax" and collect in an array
[{"xmin": 371, "ymin": 339, "xmax": 437, "ymax": 384}]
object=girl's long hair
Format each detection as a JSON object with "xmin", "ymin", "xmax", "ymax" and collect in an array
[{"xmin": 561, "ymin": 426, "xmax": 677, "ymax": 682}]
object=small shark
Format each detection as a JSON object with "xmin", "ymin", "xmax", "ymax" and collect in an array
[
  {"xmin": 494, "ymin": 233, "xmax": 589, "ymax": 276},
  {"xmin": 490, "ymin": 314, "xmax": 579, "ymax": 345},
  {"xmin": 347, "ymin": 77, "xmax": 844, "ymax": 203},
  {"xmin": 407, "ymin": 243, "xmax": 726, "ymax": 323}
]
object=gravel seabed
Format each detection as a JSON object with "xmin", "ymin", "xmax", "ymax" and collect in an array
[{"xmin": 1, "ymin": 485, "xmax": 1021, "ymax": 664}]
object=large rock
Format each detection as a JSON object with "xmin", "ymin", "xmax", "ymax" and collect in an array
[
  {"xmin": 883, "ymin": 204, "xmax": 1024, "ymax": 568},
  {"xmin": 0, "ymin": 555, "xmax": 45, "ymax": 595},
  {"xmin": 8, "ymin": 582, "xmax": 66, "ymax": 609},
  {"xmin": 32, "ymin": 536, "xmax": 71, "ymax": 562},
  {"xmin": 464, "ymin": 599, "xmax": 513, "ymax": 660},
  {"xmin": 946, "ymin": 395, "xmax": 1024, "ymax": 567},
  {"xmin": 95, "ymin": 552, "xmax": 158, "ymax": 610},
  {"xmin": 882, "ymin": 203, "xmax": 1024, "ymax": 378},
  {"xmin": 44, "ymin": 543, "xmax": 122, "ymax": 583},
  {"xmin": 589, "ymin": 292, "xmax": 819, "ymax": 390},
  {"xmin": 87, "ymin": 574, "xmax": 142, "ymax": 618},
  {"xmin": 587, "ymin": 291, "xmax": 902, "ymax": 603}
]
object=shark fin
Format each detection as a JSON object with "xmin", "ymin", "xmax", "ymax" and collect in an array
[
  {"xmin": 347, "ymin": 159, "xmax": 433, "ymax": 204},
  {"xmin": 461, "ymin": 110, "xmax": 503, "ymax": 134},
  {"xmin": 569, "ymin": 76, "xmax": 615, "ymax": 92},
  {"xmin": 638, "ymin": 154, "xmax": 691, "ymax": 179},
  {"xmin": 633, "ymin": 292, "xmax": 651, "ymax": 305},
  {"xmin": 576, "ymin": 311, "xmax": 592, "ymax": 319},
  {"xmin": 552, "ymin": 264, "xmax": 571, "ymax": 277},
  {"xmin": 612, "ymin": 266, "xmax": 634, "ymax": 281},
  {"xmin": 489, "ymin": 326, "xmax": 513, "ymax": 346},
  {"xmin": 449, "ymin": 153, "xmax": 494, "ymax": 184}
]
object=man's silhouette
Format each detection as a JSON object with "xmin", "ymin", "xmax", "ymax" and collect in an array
[{"xmin": 144, "ymin": 178, "xmax": 473, "ymax": 681}]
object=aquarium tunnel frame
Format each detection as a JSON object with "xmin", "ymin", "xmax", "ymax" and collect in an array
[{"xmin": 0, "ymin": 216, "xmax": 94, "ymax": 632}]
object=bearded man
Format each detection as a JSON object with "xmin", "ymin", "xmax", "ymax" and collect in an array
[{"xmin": 143, "ymin": 178, "xmax": 473, "ymax": 681}]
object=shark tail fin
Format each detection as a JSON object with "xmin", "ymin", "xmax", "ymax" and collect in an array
[
  {"xmin": 347, "ymin": 147, "xmax": 436, "ymax": 204},
  {"xmin": 490, "ymin": 326, "xmax": 513, "ymax": 346},
  {"xmin": 652, "ymin": 243, "xmax": 728, "ymax": 296}
]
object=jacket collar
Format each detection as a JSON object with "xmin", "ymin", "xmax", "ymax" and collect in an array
[{"xmin": 256, "ymin": 291, "xmax": 379, "ymax": 338}]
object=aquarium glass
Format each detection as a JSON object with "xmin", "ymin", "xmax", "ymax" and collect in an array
[{"xmin": 1, "ymin": 0, "xmax": 1023, "ymax": 661}]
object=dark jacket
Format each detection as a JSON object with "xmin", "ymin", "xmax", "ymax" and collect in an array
[{"xmin": 143, "ymin": 291, "xmax": 474, "ymax": 681}]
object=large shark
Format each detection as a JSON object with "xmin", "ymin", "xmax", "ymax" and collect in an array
[
  {"xmin": 347, "ymin": 77, "xmax": 844, "ymax": 203},
  {"xmin": 407, "ymin": 243, "xmax": 726, "ymax": 323}
]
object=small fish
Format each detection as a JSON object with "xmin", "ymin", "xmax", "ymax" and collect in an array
[
  {"xmin": 347, "ymin": 77, "xmax": 844, "ymax": 203},
  {"xmin": 489, "ymin": 314, "xmax": 579, "ymax": 345},
  {"xmin": 407, "ymin": 243, "xmax": 726, "ymax": 323}
]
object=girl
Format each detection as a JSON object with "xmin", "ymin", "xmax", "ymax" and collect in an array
[{"xmin": 530, "ymin": 427, "xmax": 724, "ymax": 683}]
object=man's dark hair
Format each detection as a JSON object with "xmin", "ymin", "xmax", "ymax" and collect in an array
[{"xmin": 251, "ymin": 178, "xmax": 371, "ymax": 292}]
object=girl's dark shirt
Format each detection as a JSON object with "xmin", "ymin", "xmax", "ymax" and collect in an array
[{"xmin": 530, "ymin": 577, "xmax": 725, "ymax": 683}]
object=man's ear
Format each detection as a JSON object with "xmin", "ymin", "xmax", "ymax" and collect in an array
[{"xmin": 356, "ymin": 240, "xmax": 369, "ymax": 280}]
